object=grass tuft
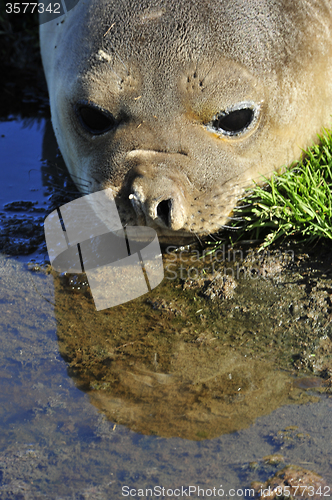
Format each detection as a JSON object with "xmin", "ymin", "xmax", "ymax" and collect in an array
[{"xmin": 227, "ymin": 128, "xmax": 332, "ymax": 248}]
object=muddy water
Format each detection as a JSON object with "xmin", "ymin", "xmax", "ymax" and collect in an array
[{"xmin": 0, "ymin": 117, "xmax": 331, "ymax": 499}]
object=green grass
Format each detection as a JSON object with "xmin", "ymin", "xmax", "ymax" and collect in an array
[{"xmin": 219, "ymin": 128, "xmax": 332, "ymax": 249}]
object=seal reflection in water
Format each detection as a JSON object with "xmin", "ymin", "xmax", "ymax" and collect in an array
[
  {"xmin": 40, "ymin": 0, "xmax": 332, "ymax": 244},
  {"xmin": 53, "ymin": 269, "xmax": 315, "ymax": 440}
]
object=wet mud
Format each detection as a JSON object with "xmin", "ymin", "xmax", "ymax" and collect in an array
[
  {"xmin": 0, "ymin": 252, "xmax": 331, "ymax": 498},
  {"xmin": 48, "ymin": 242, "xmax": 332, "ymax": 442},
  {"xmin": 252, "ymin": 464, "xmax": 329, "ymax": 500}
]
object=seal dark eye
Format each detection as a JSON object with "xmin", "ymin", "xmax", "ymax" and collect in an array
[
  {"xmin": 208, "ymin": 103, "xmax": 259, "ymax": 137},
  {"xmin": 213, "ymin": 108, "xmax": 253, "ymax": 134},
  {"xmin": 76, "ymin": 104, "xmax": 117, "ymax": 134}
]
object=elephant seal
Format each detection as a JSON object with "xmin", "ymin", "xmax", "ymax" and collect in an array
[{"xmin": 40, "ymin": 0, "xmax": 332, "ymax": 244}]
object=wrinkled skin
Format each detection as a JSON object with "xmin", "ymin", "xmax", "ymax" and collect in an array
[{"xmin": 40, "ymin": 0, "xmax": 332, "ymax": 244}]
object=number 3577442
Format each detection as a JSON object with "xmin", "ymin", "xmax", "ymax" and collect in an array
[{"xmin": 5, "ymin": 3, "xmax": 61, "ymax": 14}]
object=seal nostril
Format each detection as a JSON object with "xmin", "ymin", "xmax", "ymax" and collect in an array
[{"xmin": 156, "ymin": 199, "xmax": 172, "ymax": 227}]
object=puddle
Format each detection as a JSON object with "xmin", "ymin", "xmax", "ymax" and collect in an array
[
  {"xmin": 0, "ymin": 117, "xmax": 80, "ymax": 261},
  {"xmin": 0, "ymin": 114, "xmax": 331, "ymax": 498}
]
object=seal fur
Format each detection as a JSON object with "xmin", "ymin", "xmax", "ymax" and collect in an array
[{"xmin": 40, "ymin": 0, "xmax": 332, "ymax": 243}]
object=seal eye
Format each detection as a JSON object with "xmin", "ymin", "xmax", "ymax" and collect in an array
[
  {"xmin": 213, "ymin": 108, "xmax": 254, "ymax": 134},
  {"xmin": 77, "ymin": 105, "xmax": 117, "ymax": 134},
  {"xmin": 208, "ymin": 103, "xmax": 259, "ymax": 137}
]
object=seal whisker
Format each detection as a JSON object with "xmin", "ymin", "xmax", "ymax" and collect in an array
[
  {"xmin": 217, "ymin": 224, "xmax": 243, "ymax": 231},
  {"xmin": 66, "ymin": 173, "xmax": 92, "ymax": 188},
  {"xmin": 233, "ymin": 203, "xmax": 253, "ymax": 209},
  {"xmin": 192, "ymin": 231, "xmax": 204, "ymax": 246},
  {"xmin": 205, "ymin": 232, "xmax": 218, "ymax": 242},
  {"xmin": 225, "ymin": 216, "xmax": 244, "ymax": 221}
]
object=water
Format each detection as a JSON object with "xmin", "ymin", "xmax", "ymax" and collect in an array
[
  {"xmin": 0, "ymin": 119, "xmax": 46, "ymax": 207},
  {"xmin": 0, "ymin": 116, "xmax": 331, "ymax": 499},
  {"xmin": 0, "ymin": 117, "xmax": 79, "ymax": 262}
]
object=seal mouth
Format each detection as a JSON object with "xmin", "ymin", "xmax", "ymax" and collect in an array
[{"xmin": 121, "ymin": 155, "xmax": 256, "ymax": 242}]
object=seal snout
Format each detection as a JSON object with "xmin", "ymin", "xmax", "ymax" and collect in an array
[
  {"xmin": 129, "ymin": 174, "xmax": 187, "ymax": 231},
  {"xmin": 126, "ymin": 151, "xmax": 190, "ymax": 231}
]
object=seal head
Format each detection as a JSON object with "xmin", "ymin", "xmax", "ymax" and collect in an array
[{"xmin": 40, "ymin": 0, "xmax": 332, "ymax": 243}]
